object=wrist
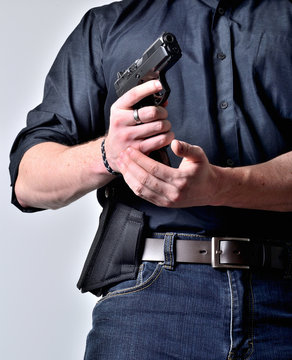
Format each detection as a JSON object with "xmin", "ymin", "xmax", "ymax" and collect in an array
[
  {"xmin": 78, "ymin": 138, "xmax": 116, "ymax": 186},
  {"xmin": 101, "ymin": 138, "xmax": 120, "ymax": 176},
  {"xmin": 210, "ymin": 165, "xmax": 250, "ymax": 208}
]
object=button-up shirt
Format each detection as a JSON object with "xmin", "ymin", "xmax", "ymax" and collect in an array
[{"xmin": 10, "ymin": 0, "xmax": 292, "ymax": 238}]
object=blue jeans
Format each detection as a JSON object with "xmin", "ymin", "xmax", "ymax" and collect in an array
[{"xmin": 84, "ymin": 233, "xmax": 292, "ymax": 360}]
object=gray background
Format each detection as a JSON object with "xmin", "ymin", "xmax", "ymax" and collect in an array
[{"xmin": 1, "ymin": 1, "xmax": 117, "ymax": 359}]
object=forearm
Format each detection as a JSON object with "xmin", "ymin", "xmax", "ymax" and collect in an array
[
  {"xmin": 15, "ymin": 81, "xmax": 173, "ymax": 210},
  {"xmin": 15, "ymin": 138, "xmax": 114, "ymax": 210},
  {"xmin": 213, "ymin": 151, "xmax": 292, "ymax": 212}
]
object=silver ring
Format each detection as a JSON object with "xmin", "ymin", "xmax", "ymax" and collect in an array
[{"xmin": 133, "ymin": 108, "xmax": 142, "ymax": 125}]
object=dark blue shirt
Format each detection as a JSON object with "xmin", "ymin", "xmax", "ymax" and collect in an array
[{"xmin": 10, "ymin": 0, "xmax": 292, "ymax": 238}]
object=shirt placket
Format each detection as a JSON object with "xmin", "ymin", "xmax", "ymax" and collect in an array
[{"xmin": 212, "ymin": 1, "xmax": 239, "ymax": 167}]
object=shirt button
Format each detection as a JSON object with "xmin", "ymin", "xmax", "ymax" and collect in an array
[
  {"xmin": 218, "ymin": 7, "xmax": 225, "ymax": 15},
  {"xmin": 217, "ymin": 52, "xmax": 226, "ymax": 60},
  {"xmin": 220, "ymin": 101, "xmax": 228, "ymax": 109}
]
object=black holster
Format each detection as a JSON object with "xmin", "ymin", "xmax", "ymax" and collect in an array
[{"xmin": 77, "ymin": 179, "xmax": 145, "ymax": 296}]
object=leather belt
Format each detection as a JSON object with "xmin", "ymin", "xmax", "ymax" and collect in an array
[{"xmin": 142, "ymin": 236, "xmax": 289, "ymax": 270}]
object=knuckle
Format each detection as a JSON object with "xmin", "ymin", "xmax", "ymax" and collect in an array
[
  {"xmin": 132, "ymin": 174, "xmax": 152, "ymax": 196},
  {"xmin": 133, "ymin": 183, "xmax": 143, "ymax": 196},
  {"xmin": 123, "ymin": 133, "xmax": 131, "ymax": 142},
  {"xmin": 163, "ymin": 198, "xmax": 173, "ymax": 207},
  {"xmin": 158, "ymin": 105, "xmax": 168, "ymax": 117},
  {"xmin": 163, "ymin": 120, "xmax": 172, "ymax": 131},
  {"xmin": 154, "ymin": 136, "xmax": 166, "ymax": 148},
  {"xmin": 145, "ymin": 107, "xmax": 158, "ymax": 121},
  {"xmin": 165, "ymin": 131, "xmax": 175, "ymax": 142},
  {"xmin": 140, "ymin": 174, "xmax": 149, "ymax": 186},
  {"xmin": 149, "ymin": 163, "xmax": 160, "ymax": 176},
  {"xmin": 157, "ymin": 133, "xmax": 172, "ymax": 147},
  {"xmin": 113, "ymin": 116, "xmax": 124, "ymax": 127},
  {"xmin": 110, "ymin": 110, "xmax": 126, "ymax": 128},
  {"xmin": 119, "ymin": 129, "xmax": 131, "ymax": 142},
  {"xmin": 129, "ymin": 87, "xmax": 139, "ymax": 100},
  {"xmin": 164, "ymin": 195, "xmax": 177, "ymax": 207},
  {"xmin": 154, "ymin": 121, "xmax": 164, "ymax": 132},
  {"xmin": 169, "ymin": 191, "xmax": 182, "ymax": 205},
  {"xmin": 172, "ymin": 191, "xmax": 181, "ymax": 203},
  {"xmin": 194, "ymin": 145, "xmax": 205, "ymax": 159},
  {"xmin": 176, "ymin": 177, "xmax": 188, "ymax": 191},
  {"xmin": 153, "ymin": 180, "xmax": 161, "ymax": 193}
]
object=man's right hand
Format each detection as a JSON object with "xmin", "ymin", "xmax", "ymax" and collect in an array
[
  {"xmin": 15, "ymin": 80, "xmax": 174, "ymax": 210},
  {"xmin": 104, "ymin": 80, "xmax": 174, "ymax": 173}
]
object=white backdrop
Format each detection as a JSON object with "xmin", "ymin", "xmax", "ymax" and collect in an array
[{"xmin": 1, "ymin": 1, "xmax": 117, "ymax": 359}]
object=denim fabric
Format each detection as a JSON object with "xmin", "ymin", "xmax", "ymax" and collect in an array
[{"xmin": 84, "ymin": 234, "xmax": 292, "ymax": 360}]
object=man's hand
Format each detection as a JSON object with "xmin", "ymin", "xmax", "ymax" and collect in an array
[
  {"xmin": 105, "ymin": 80, "xmax": 174, "ymax": 173},
  {"xmin": 14, "ymin": 80, "xmax": 174, "ymax": 210},
  {"xmin": 117, "ymin": 140, "xmax": 219, "ymax": 208},
  {"xmin": 117, "ymin": 139, "xmax": 292, "ymax": 212}
]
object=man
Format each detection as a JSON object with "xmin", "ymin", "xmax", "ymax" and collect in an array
[{"xmin": 10, "ymin": 0, "xmax": 292, "ymax": 359}]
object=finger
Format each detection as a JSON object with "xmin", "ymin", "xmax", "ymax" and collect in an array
[
  {"xmin": 131, "ymin": 118, "xmax": 171, "ymax": 138},
  {"xmin": 117, "ymin": 150, "xmax": 174, "ymax": 206},
  {"xmin": 123, "ymin": 147, "xmax": 173, "ymax": 181},
  {"xmin": 136, "ymin": 105, "xmax": 168, "ymax": 124},
  {"xmin": 171, "ymin": 140, "xmax": 206, "ymax": 162},
  {"xmin": 115, "ymin": 80, "xmax": 163, "ymax": 109},
  {"xmin": 121, "ymin": 105, "xmax": 168, "ymax": 127},
  {"xmin": 139, "ymin": 131, "xmax": 175, "ymax": 154}
]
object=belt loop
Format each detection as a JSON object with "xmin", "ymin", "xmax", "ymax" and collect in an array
[{"xmin": 164, "ymin": 233, "xmax": 176, "ymax": 270}]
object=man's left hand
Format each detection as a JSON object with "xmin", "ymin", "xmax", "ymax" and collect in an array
[{"xmin": 117, "ymin": 139, "xmax": 219, "ymax": 208}]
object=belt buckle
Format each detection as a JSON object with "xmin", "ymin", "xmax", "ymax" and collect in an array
[{"xmin": 211, "ymin": 237, "xmax": 251, "ymax": 269}]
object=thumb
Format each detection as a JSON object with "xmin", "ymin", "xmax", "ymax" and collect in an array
[{"xmin": 171, "ymin": 140, "xmax": 205, "ymax": 163}]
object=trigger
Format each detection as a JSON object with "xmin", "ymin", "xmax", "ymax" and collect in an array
[
  {"xmin": 153, "ymin": 89, "xmax": 166, "ymax": 106},
  {"xmin": 155, "ymin": 73, "xmax": 170, "ymax": 105}
]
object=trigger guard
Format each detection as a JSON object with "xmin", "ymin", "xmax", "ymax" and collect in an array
[{"xmin": 154, "ymin": 73, "xmax": 170, "ymax": 106}]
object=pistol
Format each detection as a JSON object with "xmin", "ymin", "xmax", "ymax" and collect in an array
[
  {"xmin": 114, "ymin": 32, "xmax": 182, "ymax": 108},
  {"xmin": 114, "ymin": 32, "xmax": 182, "ymax": 164}
]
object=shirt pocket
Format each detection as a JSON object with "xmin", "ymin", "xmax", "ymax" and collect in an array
[{"xmin": 254, "ymin": 32, "xmax": 292, "ymax": 119}]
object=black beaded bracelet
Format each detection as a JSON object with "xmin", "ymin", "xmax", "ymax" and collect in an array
[{"xmin": 101, "ymin": 138, "xmax": 119, "ymax": 176}]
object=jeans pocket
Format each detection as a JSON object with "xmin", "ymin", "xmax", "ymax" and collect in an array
[{"xmin": 98, "ymin": 261, "xmax": 164, "ymax": 303}]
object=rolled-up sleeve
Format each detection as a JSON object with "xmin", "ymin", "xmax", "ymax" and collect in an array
[{"xmin": 9, "ymin": 9, "xmax": 107, "ymax": 212}]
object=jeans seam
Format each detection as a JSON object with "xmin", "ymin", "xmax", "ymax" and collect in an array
[
  {"xmin": 98, "ymin": 263, "xmax": 164, "ymax": 303},
  {"xmin": 227, "ymin": 272, "xmax": 255, "ymax": 360},
  {"xmin": 242, "ymin": 273, "xmax": 255, "ymax": 360},
  {"xmin": 227, "ymin": 270, "xmax": 234, "ymax": 360},
  {"xmin": 136, "ymin": 263, "xmax": 144, "ymax": 285}
]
